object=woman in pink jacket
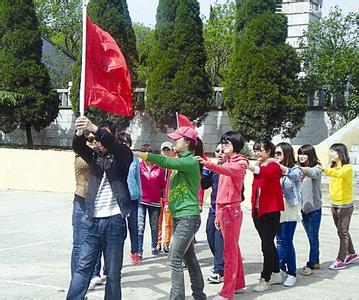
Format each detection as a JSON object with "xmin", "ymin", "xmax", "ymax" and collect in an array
[{"xmin": 197, "ymin": 131, "xmax": 248, "ymax": 300}]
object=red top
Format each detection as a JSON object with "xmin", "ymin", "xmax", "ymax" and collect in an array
[
  {"xmin": 140, "ymin": 161, "xmax": 166, "ymax": 206},
  {"xmin": 204, "ymin": 154, "xmax": 248, "ymax": 208},
  {"xmin": 251, "ymin": 162, "xmax": 284, "ymax": 217}
]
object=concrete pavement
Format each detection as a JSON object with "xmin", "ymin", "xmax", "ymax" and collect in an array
[{"xmin": 0, "ymin": 190, "xmax": 358, "ymax": 300}]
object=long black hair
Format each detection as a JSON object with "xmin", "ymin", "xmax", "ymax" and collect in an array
[
  {"xmin": 330, "ymin": 143, "xmax": 350, "ymax": 167},
  {"xmin": 276, "ymin": 142, "xmax": 296, "ymax": 168},
  {"xmin": 298, "ymin": 144, "xmax": 320, "ymax": 167}
]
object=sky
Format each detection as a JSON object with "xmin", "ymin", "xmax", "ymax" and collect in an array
[{"xmin": 127, "ymin": 0, "xmax": 359, "ymax": 27}]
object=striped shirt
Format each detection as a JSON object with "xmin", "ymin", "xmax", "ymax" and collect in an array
[{"xmin": 93, "ymin": 172, "xmax": 122, "ymax": 218}]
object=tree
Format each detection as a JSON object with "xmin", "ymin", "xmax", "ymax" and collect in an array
[
  {"xmin": 70, "ymin": 0, "xmax": 139, "ymax": 128},
  {"xmin": 34, "ymin": 0, "xmax": 82, "ymax": 58},
  {"xmin": 0, "ymin": 0, "xmax": 59, "ymax": 147},
  {"xmin": 223, "ymin": 0, "xmax": 305, "ymax": 140},
  {"xmin": 203, "ymin": 1, "xmax": 236, "ymax": 86},
  {"xmin": 146, "ymin": 0, "xmax": 211, "ymax": 129},
  {"xmin": 300, "ymin": 7, "xmax": 359, "ymax": 129}
]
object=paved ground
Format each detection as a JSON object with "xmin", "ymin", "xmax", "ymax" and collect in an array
[{"xmin": 0, "ymin": 190, "xmax": 358, "ymax": 300}]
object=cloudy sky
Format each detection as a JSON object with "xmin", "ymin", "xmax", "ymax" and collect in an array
[{"xmin": 127, "ymin": 0, "xmax": 359, "ymax": 27}]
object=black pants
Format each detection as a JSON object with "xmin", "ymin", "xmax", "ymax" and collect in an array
[{"xmin": 253, "ymin": 210, "xmax": 281, "ymax": 281}]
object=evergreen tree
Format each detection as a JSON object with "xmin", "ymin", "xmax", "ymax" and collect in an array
[
  {"xmin": 146, "ymin": 0, "xmax": 211, "ymax": 129},
  {"xmin": 0, "ymin": 0, "xmax": 59, "ymax": 146},
  {"xmin": 223, "ymin": 0, "xmax": 305, "ymax": 140},
  {"xmin": 70, "ymin": 0, "xmax": 138, "ymax": 128}
]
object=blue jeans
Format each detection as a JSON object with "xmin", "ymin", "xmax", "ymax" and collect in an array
[
  {"xmin": 67, "ymin": 214, "xmax": 127, "ymax": 300},
  {"xmin": 138, "ymin": 203, "xmax": 160, "ymax": 255},
  {"xmin": 302, "ymin": 208, "xmax": 321, "ymax": 268},
  {"xmin": 127, "ymin": 199, "xmax": 139, "ymax": 254},
  {"xmin": 170, "ymin": 216, "xmax": 206, "ymax": 300},
  {"xmin": 276, "ymin": 221, "xmax": 297, "ymax": 276},
  {"xmin": 206, "ymin": 209, "xmax": 224, "ymax": 276},
  {"xmin": 71, "ymin": 195, "xmax": 101, "ymax": 278}
]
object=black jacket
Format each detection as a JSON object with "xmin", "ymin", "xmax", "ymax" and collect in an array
[{"xmin": 72, "ymin": 128, "xmax": 133, "ymax": 218}]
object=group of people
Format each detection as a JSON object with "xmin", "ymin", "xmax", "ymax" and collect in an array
[{"xmin": 66, "ymin": 116, "xmax": 357, "ymax": 300}]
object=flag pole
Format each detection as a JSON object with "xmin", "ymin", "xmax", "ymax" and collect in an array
[{"xmin": 79, "ymin": 0, "xmax": 87, "ymax": 116}]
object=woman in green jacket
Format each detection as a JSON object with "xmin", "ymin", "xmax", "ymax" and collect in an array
[{"xmin": 134, "ymin": 126, "xmax": 206, "ymax": 300}]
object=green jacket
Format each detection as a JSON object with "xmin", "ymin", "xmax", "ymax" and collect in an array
[{"xmin": 146, "ymin": 151, "xmax": 200, "ymax": 218}]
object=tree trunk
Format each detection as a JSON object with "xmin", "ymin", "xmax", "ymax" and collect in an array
[{"xmin": 25, "ymin": 124, "xmax": 33, "ymax": 148}]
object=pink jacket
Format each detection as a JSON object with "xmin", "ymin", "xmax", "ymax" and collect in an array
[
  {"xmin": 204, "ymin": 154, "xmax": 248, "ymax": 208},
  {"xmin": 140, "ymin": 161, "xmax": 166, "ymax": 206}
]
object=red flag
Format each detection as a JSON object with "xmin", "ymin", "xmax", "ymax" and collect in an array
[
  {"xmin": 85, "ymin": 17, "xmax": 133, "ymax": 116},
  {"xmin": 176, "ymin": 113, "xmax": 195, "ymax": 129}
]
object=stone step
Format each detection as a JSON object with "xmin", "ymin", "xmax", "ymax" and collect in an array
[{"xmin": 351, "ymin": 145, "xmax": 359, "ymax": 152}]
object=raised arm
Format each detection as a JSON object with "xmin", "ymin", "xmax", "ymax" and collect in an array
[
  {"xmin": 323, "ymin": 165, "xmax": 352, "ymax": 178},
  {"xmin": 203, "ymin": 160, "xmax": 247, "ymax": 177}
]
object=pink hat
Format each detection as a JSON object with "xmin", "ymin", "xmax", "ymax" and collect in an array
[{"xmin": 167, "ymin": 126, "xmax": 198, "ymax": 143}]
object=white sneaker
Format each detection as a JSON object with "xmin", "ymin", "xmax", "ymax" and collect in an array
[
  {"xmin": 88, "ymin": 276, "xmax": 102, "ymax": 290},
  {"xmin": 253, "ymin": 278, "xmax": 270, "ymax": 292},
  {"xmin": 283, "ymin": 275, "xmax": 296, "ymax": 287},
  {"xmin": 213, "ymin": 295, "xmax": 230, "ymax": 300},
  {"xmin": 269, "ymin": 272, "xmax": 282, "ymax": 285}
]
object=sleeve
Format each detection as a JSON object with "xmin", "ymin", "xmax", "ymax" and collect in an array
[
  {"xmin": 204, "ymin": 160, "xmax": 247, "ymax": 177},
  {"xmin": 147, "ymin": 153, "xmax": 196, "ymax": 172},
  {"xmin": 136, "ymin": 158, "xmax": 142, "ymax": 200},
  {"xmin": 75, "ymin": 155, "xmax": 88, "ymax": 169},
  {"xmin": 94, "ymin": 128, "xmax": 133, "ymax": 168},
  {"xmin": 257, "ymin": 162, "xmax": 281, "ymax": 179},
  {"xmin": 323, "ymin": 165, "xmax": 352, "ymax": 178},
  {"xmin": 72, "ymin": 134, "xmax": 94, "ymax": 165},
  {"xmin": 306, "ymin": 166, "xmax": 322, "ymax": 179},
  {"xmin": 201, "ymin": 170, "xmax": 212, "ymax": 190},
  {"xmin": 286, "ymin": 167, "xmax": 302, "ymax": 182}
]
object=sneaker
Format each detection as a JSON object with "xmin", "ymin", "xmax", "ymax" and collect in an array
[
  {"xmin": 300, "ymin": 266, "xmax": 313, "ymax": 276},
  {"xmin": 345, "ymin": 253, "xmax": 359, "ymax": 265},
  {"xmin": 130, "ymin": 252, "xmax": 141, "ymax": 266},
  {"xmin": 163, "ymin": 245, "xmax": 170, "ymax": 254},
  {"xmin": 313, "ymin": 263, "xmax": 320, "ymax": 269},
  {"xmin": 182, "ymin": 261, "xmax": 187, "ymax": 269},
  {"xmin": 213, "ymin": 295, "xmax": 230, "ymax": 300},
  {"xmin": 329, "ymin": 259, "xmax": 346, "ymax": 270},
  {"xmin": 156, "ymin": 244, "xmax": 162, "ymax": 252},
  {"xmin": 253, "ymin": 278, "xmax": 270, "ymax": 292},
  {"xmin": 152, "ymin": 248, "xmax": 160, "ymax": 256},
  {"xmin": 88, "ymin": 276, "xmax": 102, "ymax": 290},
  {"xmin": 283, "ymin": 275, "xmax": 296, "ymax": 287},
  {"xmin": 207, "ymin": 273, "xmax": 224, "ymax": 284},
  {"xmin": 269, "ymin": 272, "xmax": 282, "ymax": 285}
]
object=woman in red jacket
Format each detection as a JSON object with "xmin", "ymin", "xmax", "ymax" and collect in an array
[
  {"xmin": 248, "ymin": 139, "xmax": 284, "ymax": 292},
  {"xmin": 198, "ymin": 131, "xmax": 248, "ymax": 300}
]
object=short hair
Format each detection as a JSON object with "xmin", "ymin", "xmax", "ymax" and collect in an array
[
  {"xmin": 97, "ymin": 120, "xmax": 116, "ymax": 135},
  {"xmin": 253, "ymin": 139, "xmax": 275, "ymax": 157},
  {"xmin": 298, "ymin": 144, "xmax": 320, "ymax": 167},
  {"xmin": 276, "ymin": 142, "xmax": 296, "ymax": 167},
  {"xmin": 330, "ymin": 143, "xmax": 350, "ymax": 167},
  {"xmin": 220, "ymin": 131, "xmax": 244, "ymax": 153},
  {"xmin": 117, "ymin": 132, "xmax": 132, "ymax": 147}
]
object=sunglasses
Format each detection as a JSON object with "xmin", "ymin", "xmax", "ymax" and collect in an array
[
  {"xmin": 87, "ymin": 136, "xmax": 95, "ymax": 143},
  {"xmin": 275, "ymin": 151, "xmax": 283, "ymax": 156},
  {"xmin": 215, "ymin": 149, "xmax": 225, "ymax": 154}
]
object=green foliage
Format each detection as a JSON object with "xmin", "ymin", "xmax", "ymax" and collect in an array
[
  {"xmin": 0, "ymin": 0, "xmax": 60, "ymax": 146},
  {"xmin": 70, "ymin": 0, "xmax": 139, "ymax": 128},
  {"xmin": 203, "ymin": 1, "xmax": 236, "ymax": 86},
  {"xmin": 300, "ymin": 7, "xmax": 359, "ymax": 128},
  {"xmin": 146, "ymin": 0, "xmax": 211, "ymax": 129},
  {"xmin": 34, "ymin": 0, "xmax": 82, "ymax": 57},
  {"xmin": 223, "ymin": 0, "xmax": 305, "ymax": 140}
]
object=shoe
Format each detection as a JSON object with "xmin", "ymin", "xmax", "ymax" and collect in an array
[
  {"xmin": 313, "ymin": 263, "xmax": 320, "ymax": 269},
  {"xmin": 269, "ymin": 272, "xmax": 282, "ymax": 285},
  {"xmin": 283, "ymin": 275, "xmax": 296, "ymax": 287},
  {"xmin": 213, "ymin": 295, "xmax": 230, "ymax": 300},
  {"xmin": 345, "ymin": 253, "xmax": 359, "ymax": 265},
  {"xmin": 300, "ymin": 266, "xmax": 313, "ymax": 276},
  {"xmin": 207, "ymin": 273, "xmax": 224, "ymax": 284},
  {"xmin": 156, "ymin": 244, "xmax": 162, "ymax": 252},
  {"xmin": 329, "ymin": 259, "xmax": 346, "ymax": 270},
  {"xmin": 130, "ymin": 252, "xmax": 141, "ymax": 266},
  {"xmin": 88, "ymin": 276, "xmax": 102, "ymax": 290},
  {"xmin": 253, "ymin": 278, "xmax": 270, "ymax": 292},
  {"xmin": 182, "ymin": 261, "xmax": 187, "ymax": 269},
  {"xmin": 152, "ymin": 248, "xmax": 160, "ymax": 256},
  {"xmin": 163, "ymin": 245, "xmax": 170, "ymax": 253}
]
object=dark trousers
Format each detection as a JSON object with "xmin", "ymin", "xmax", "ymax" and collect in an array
[
  {"xmin": 206, "ymin": 209, "xmax": 224, "ymax": 276},
  {"xmin": 127, "ymin": 199, "xmax": 139, "ymax": 254},
  {"xmin": 253, "ymin": 210, "xmax": 281, "ymax": 282},
  {"xmin": 67, "ymin": 214, "xmax": 127, "ymax": 300}
]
